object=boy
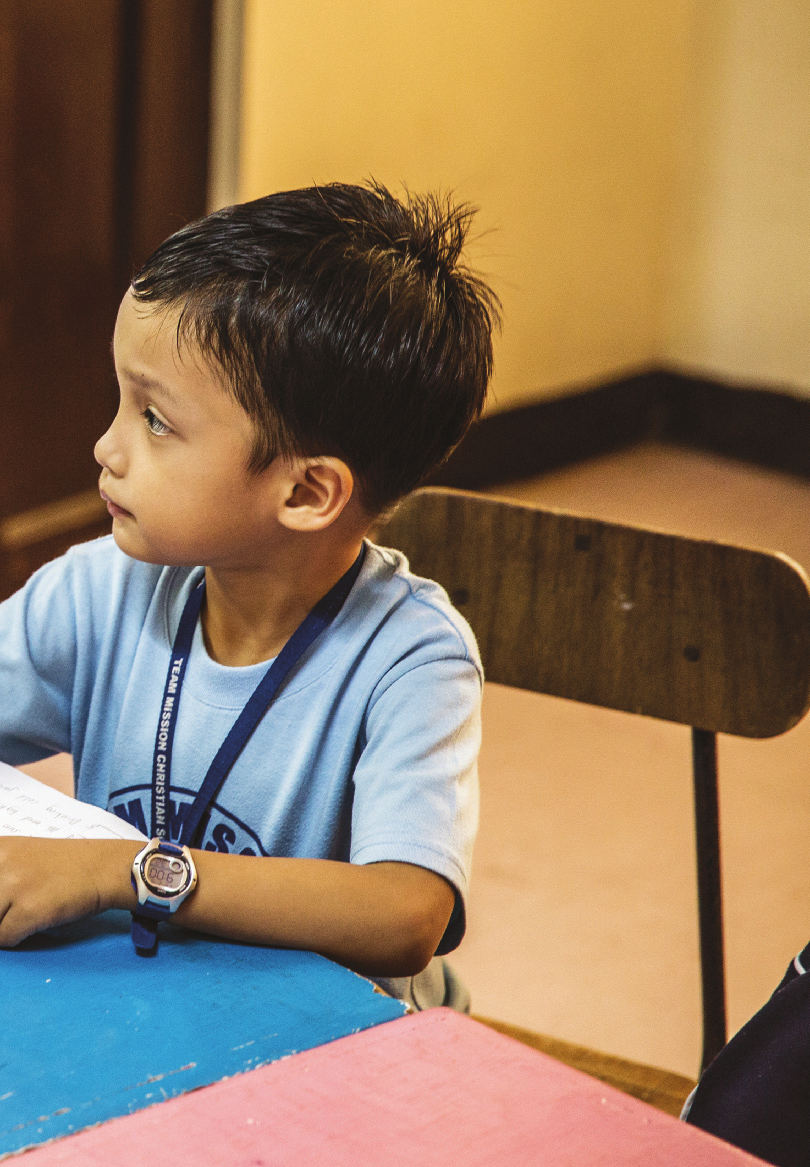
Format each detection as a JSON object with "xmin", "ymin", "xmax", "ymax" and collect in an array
[{"xmin": 0, "ymin": 182, "xmax": 498, "ymax": 1007}]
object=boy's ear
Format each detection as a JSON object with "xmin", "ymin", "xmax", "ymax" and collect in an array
[{"xmin": 277, "ymin": 457, "xmax": 355, "ymax": 532}]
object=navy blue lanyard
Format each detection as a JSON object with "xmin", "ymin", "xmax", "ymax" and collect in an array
[{"xmin": 151, "ymin": 545, "xmax": 366, "ymax": 846}]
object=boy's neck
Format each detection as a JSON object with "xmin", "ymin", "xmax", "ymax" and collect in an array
[{"xmin": 201, "ymin": 537, "xmax": 365, "ymax": 668}]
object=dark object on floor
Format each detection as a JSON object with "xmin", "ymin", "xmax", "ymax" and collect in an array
[{"xmin": 684, "ymin": 941, "xmax": 810, "ymax": 1166}]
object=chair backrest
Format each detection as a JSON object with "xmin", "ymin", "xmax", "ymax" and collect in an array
[
  {"xmin": 374, "ymin": 487, "xmax": 810, "ymax": 739},
  {"xmin": 374, "ymin": 486, "xmax": 810, "ymax": 1072}
]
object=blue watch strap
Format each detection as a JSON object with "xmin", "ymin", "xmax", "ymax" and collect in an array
[{"xmin": 130, "ymin": 913, "xmax": 160, "ymax": 954}]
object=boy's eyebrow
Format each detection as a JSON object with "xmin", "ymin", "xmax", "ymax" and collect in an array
[{"xmin": 116, "ymin": 366, "xmax": 180, "ymax": 404}]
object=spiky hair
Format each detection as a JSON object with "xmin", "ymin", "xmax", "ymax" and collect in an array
[{"xmin": 132, "ymin": 181, "xmax": 500, "ymax": 512}]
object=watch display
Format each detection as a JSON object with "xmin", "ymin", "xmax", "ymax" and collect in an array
[
  {"xmin": 142, "ymin": 852, "xmax": 193, "ymax": 897},
  {"xmin": 131, "ymin": 839, "xmax": 198, "ymax": 919}
]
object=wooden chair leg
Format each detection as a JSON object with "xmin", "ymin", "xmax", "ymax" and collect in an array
[{"xmin": 692, "ymin": 727, "xmax": 727, "ymax": 1074}]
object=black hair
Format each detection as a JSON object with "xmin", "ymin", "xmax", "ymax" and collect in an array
[{"xmin": 131, "ymin": 181, "xmax": 500, "ymax": 513}]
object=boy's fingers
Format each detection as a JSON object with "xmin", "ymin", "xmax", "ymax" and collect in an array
[
  {"xmin": 0, "ymin": 901, "xmax": 37, "ymax": 948},
  {"xmin": 0, "ymin": 839, "xmax": 95, "ymax": 945},
  {"xmin": 0, "ymin": 851, "xmax": 20, "ymax": 943},
  {"xmin": 0, "ymin": 885, "xmax": 89, "ymax": 947}
]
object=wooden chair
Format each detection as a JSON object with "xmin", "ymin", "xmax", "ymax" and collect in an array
[{"xmin": 373, "ymin": 486, "xmax": 810, "ymax": 1075}]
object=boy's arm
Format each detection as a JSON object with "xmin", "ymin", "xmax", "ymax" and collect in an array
[{"xmin": 0, "ymin": 837, "xmax": 455, "ymax": 976}]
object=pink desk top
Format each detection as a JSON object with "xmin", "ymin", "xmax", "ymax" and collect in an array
[{"xmin": 17, "ymin": 1009, "xmax": 764, "ymax": 1166}]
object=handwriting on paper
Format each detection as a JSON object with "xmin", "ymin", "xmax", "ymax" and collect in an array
[{"xmin": 0, "ymin": 763, "xmax": 147, "ymax": 841}]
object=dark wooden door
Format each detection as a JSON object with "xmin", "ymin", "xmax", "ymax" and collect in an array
[{"xmin": 0, "ymin": 0, "xmax": 212, "ymax": 594}]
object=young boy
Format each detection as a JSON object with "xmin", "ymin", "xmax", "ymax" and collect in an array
[{"xmin": 0, "ymin": 182, "xmax": 498, "ymax": 1008}]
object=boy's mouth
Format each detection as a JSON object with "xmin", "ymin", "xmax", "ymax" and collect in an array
[{"xmin": 100, "ymin": 489, "xmax": 133, "ymax": 520}]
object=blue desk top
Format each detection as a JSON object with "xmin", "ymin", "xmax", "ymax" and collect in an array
[{"xmin": 0, "ymin": 910, "xmax": 406, "ymax": 1157}]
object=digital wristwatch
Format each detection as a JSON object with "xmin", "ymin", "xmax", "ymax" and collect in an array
[{"xmin": 131, "ymin": 838, "xmax": 198, "ymax": 953}]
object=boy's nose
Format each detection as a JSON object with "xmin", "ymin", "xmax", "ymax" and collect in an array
[{"xmin": 94, "ymin": 415, "xmax": 126, "ymax": 477}]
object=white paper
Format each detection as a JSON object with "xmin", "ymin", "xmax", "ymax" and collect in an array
[{"xmin": 0, "ymin": 762, "xmax": 147, "ymax": 841}]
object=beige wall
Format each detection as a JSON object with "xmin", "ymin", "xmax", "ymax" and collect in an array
[
  {"xmin": 664, "ymin": 0, "xmax": 810, "ymax": 395},
  {"xmin": 239, "ymin": 0, "xmax": 690, "ymax": 413},
  {"xmin": 237, "ymin": 0, "xmax": 809, "ymax": 410}
]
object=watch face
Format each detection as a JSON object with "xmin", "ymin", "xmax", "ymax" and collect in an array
[{"xmin": 142, "ymin": 852, "xmax": 191, "ymax": 897}]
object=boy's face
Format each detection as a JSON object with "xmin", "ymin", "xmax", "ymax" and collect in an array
[{"xmin": 96, "ymin": 292, "xmax": 281, "ymax": 568}]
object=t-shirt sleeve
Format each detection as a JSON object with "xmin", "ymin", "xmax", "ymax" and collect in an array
[
  {"xmin": 0, "ymin": 552, "xmax": 80, "ymax": 763},
  {"xmin": 349, "ymin": 649, "xmax": 481, "ymax": 955}
]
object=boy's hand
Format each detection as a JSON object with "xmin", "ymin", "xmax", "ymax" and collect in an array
[{"xmin": 0, "ymin": 837, "xmax": 139, "ymax": 947}]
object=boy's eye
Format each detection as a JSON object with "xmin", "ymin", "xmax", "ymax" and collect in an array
[{"xmin": 143, "ymin": 407, "xmax": 171, "ymax": 436}]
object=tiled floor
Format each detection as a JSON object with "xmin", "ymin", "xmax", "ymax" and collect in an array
[
  {"xmin": 22, "ymin": 440, "xmax": 810, "ymax": 1080},
  {"xmin": 449, "ymin": 442, "xmax": 810, "ymax": 1079}
]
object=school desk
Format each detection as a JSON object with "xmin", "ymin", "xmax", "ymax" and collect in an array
[
  {"xmin": 0, "ymin": 909, "xmax": 406, "ymax": 1158},
  {"xmin": 12, "ymin": 1007, "xmax": 765, "ymax": 1166}
]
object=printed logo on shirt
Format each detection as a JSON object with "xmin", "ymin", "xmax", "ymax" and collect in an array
[{"xmin": 108, "ymin": 784, "xmax": 268, "ymax": 856}]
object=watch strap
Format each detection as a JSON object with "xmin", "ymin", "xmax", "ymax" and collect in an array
[{"xmin": 130, "ymin": 912, "xmax": 160, "ymax": 955}]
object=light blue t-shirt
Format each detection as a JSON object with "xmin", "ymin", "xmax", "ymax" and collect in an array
[{"xmin": 0, "ymin": 536, "xmax": 481, "ymax": 954}]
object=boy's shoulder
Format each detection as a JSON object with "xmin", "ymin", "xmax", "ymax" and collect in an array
[
  {"xmin": 356, "ymin": 541, "xmax": 482, "ymax": 678},
  {"xmin": 57, "ymin": 534, "xmax": 167, "ymax": 605},
  {"xmin": 17, "ymin": 534, "xmax": 158, "ymax": 601},
  {"xmin": 17, "ymin": 535, "xmax": 171, "ymax": 645}
]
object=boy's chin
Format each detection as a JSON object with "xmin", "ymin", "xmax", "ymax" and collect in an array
[{"xmin": 110, "ymin": 524, "xmax": 178, "ymax": 567}]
